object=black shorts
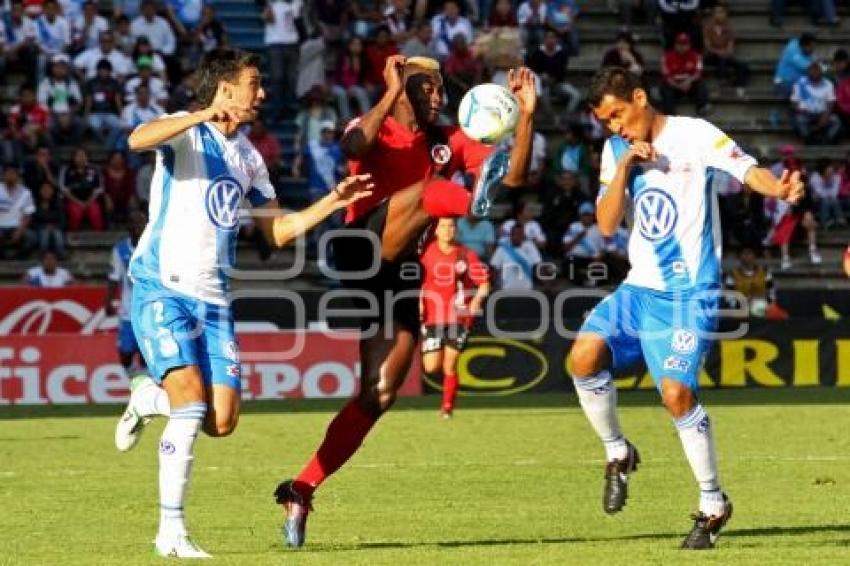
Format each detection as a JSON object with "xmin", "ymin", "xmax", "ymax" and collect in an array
[
  {"xmin": 420, "ymin": 324, "xmax": 470, "ymax": 353},
  {"xmin": 333, "ymin": 200, "xmax": 422, "ymax": 334}
]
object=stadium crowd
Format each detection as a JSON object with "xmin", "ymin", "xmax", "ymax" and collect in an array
[{"xmin": 1, "ymin": 0, "xmax": 849, "ymax": 299}]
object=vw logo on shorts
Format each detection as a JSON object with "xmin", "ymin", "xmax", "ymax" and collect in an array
[
  {"xmin": 205, "ymin": 176, "xmax": 244, "ymax": 230},
  {"xmin": 635, "ymin": 189, "xmax": 678, "ymax": 241}
]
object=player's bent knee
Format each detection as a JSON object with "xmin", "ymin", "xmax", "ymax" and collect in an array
[
  {"xmin": 568, "ymin": 339, "xmax": 606, "ymax": 378},
  {"xmin": 204, "ymin": 414, "xmax": 239, "ymax": 437},
  {"xmin": 660, "ymin": 381, "xmax": 695, "ymax": 417}
]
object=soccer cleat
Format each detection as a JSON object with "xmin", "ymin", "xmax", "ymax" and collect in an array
[
  {"xmin": 274, "ymin": 480, "xmax": 312, "ymax": 548},
  {"xmin": 470, "ymin": 148, "xmax": 510, "ymax": 218},
  {"xmin": 115, "ymin": 375, "xmax": 154, "ymax": 452},
  {"xmin": 441, "ymin": 409, "xmax": 453, "ymax": 419},
  {"xmin": 603, "ymin": 441, "xmax": 640, "ymax": 514},
  {"xmin": 154, "ymin": 534, "xmax": 212, "ymax": 558},
  {"xmin": 681, "ymin": 494, "xmax": 733, "ymax": 550}
]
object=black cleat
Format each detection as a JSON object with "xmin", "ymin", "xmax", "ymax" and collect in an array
[
  {"xmin": 603, "ymin": 441, "xmax": 640, "ymax": 514},
  {"xmin": 274, "ymin": 479, "xmax": 312, "ymax": 548},
  {"xmin": 681, "ymin": 494, "xmax": 733, "ymax": 550}
]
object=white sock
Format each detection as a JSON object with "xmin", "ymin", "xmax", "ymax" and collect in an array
[
  {"xmin": 574, "ymin": 371, "xmax": 627, "ymax": 461},
  {"xmin": 675, "ymin": 404, "xmax": 724, "ymax": 516},
  {"xmin": 158, "ymin": 401, "xmax": 206, "ymax": 539},
  {"xmin": 134, "ymin": 380, "xmax": 171, "ymax": 417}
]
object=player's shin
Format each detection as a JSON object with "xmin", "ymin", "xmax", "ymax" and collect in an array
[
  {"xmin": 674, "ymin": 404, "xmax": 724, "ymax": 516},
  {"xmin": 133, "ymin": 375, "xmax": 171, "ymax": 417},
  {"xmin": 573, "ymin": 371, "xmax": 628, "ymax": 461},
  {"xmin": 158, "ymin": 401, "xmax": 206, "ymax": 539},
  {"xmin": 442, "ymin": 373, "xmax": 458, "ymax": 413}
]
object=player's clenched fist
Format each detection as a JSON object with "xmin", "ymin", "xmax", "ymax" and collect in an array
[
  {"xmin": 626, "ymin": 141, "xmax": 658, "ymax": 164},
  {"xmin": 384, "ymin": 55, "xmax": 407, "ymax": 95},
  {"xmin": 777, "ymin": 169, "xmax": 804, "ymax": 204},
  {"xmin": 332, "ymin": 174, "xmax": 375, "ymax": 208}
]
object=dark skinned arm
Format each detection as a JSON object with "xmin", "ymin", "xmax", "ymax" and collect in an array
[{"xmin": 501, "ymin": 67, "xmax": 537, "ymax": 188}]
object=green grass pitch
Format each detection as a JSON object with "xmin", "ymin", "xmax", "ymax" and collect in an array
[{"xmin": 1, "ymin": 389, "xmax": 850, "ymax": 565}]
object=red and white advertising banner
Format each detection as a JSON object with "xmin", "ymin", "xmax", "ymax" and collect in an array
[
  {"xmin": 0, "ymin": 332, "xmax": 421, "ymax": 405},
  {"xmin": 0, "ymin": 286, "xmax": 112, "ymax": 335}
]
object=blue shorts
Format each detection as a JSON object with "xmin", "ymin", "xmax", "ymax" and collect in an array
[
  {"xmin": 579, "ymin": 284, "xmax": 719, "ymax": 392},
  {"xmin": 117, "ymin": 319, "xmax": 139, "ymax": 355},
  {"xmin": 130, "ymin": 278, "xmax": 241, "ymax": 390}
]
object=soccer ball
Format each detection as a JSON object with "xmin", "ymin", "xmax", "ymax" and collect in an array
[{"xmin": 458, "ymin": 84, "xmax": 520, "ymax": 145}]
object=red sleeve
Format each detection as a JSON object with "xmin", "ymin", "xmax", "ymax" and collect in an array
[
  {"xmin": 465, "ymin": 248, "xmax": 489, "ymax": 286},
  {"xmin": 661, "ymin": 51, "xmax": 673, "ymax": 80},
  {"xmin": 446, "ymin": 126, "xmax": 494, "ymax": 185}
]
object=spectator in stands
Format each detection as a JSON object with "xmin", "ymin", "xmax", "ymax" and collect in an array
[
  {"xmin": 191, "ymin": 5, "xmax": 227, "ymax": 64},
  {"xmin": 8, "ymin": 83, "xmax": 50, "ymax": 156},
  {"xmin": 314, "ymin": 0, "xmax": 348, "ymax": 44},
  {"xmin": 247, "ymin": 116, "xmax": 282, "ymax": 179},
  {"xmin": 131, "ymin": 0, "xmax": 178, "ymax": 82},
  {"xmin": 0, "ymin": 165, "xmax": 36, "ymax": 259},
  {"xmin": 810, "ymin": 158, "xmax": 845, "ymax": 228},
  {"xmin": 83, "ymin": 59, "xmax": 123, "ymax": 149},
  {"xmin": 841, "ymin": 150, "xmax": 850, "ymax": 216},
  {"xmin": 293, "ymin": 86, "xmax": 339, "ymax": 176},
  {"xmin": 657, "ymin": 0, "xmax": 700, "ymax": 50},
  {"xmin": 402, "ymin": 21, "xmax": 438, "ymax": 59},
  {"xmin": 517, "ymin": 0, "xmax": 547, "ymax": 52},
  {"xmin": 113, "ymin": 0, "xmax": 142, "ymax": 20},
  {"xmin": 444, "ymin": 33, "xmax": 482, "ymax": 113},
  {"xmin": 774, "ymin": 32, "xmax": 816, "ymax": 98},
  {"xmin": 120, "ymin": 84, "xmax": 165, "ymax": 143},
  {"xmin": 526, "ymin": 28, "xmax": 580, "ymax": 115},
  {"xmin": 134, "ymin": 151, "xmax": 154, "ymax": 210},
  {"xmin": 490, "ymin": 222, "xmax": 542, "ymax": 290},
  {"xmin": 489, "ymin": 0, "xmax": 517, "ymax": 27},
  {"xmin": 71, "ymin": 0, "xmax": 109, "ymax": 53},
  {"xmin": 296, "ymin": 32, "xmax": 327, "ymax": 101},
  {"xmin": 35, "ymin": 0, "xmax": 71, "ymax": 70},
  {"xmin": 603, "ymin": 221, "xmax": 629, "ymax": 284},
  {"xmin": 551, "ymin": 121, "xmax": 591, "ymax": 186},
  {"xmin": 332, "ymin": 37, "xmax": 372, "ymax": 123},
  {"xmin": 163, "ymin": 0, "xmax": 203, "ymax": 38},
  {"xmin": 431, "ymin": 0, "xmax": 472, "ymax": 60},
  {"xmin": 562, "ymin": 201, "xmax": 605, "ymax": 286},
  {"xmin": 301, "ymin": 120, "xmax": 346, "ymax": 260},
  {"xmin": 37, "ymin": 53, "xmax": 82, "ymax": 142},
  {"xmin": 791, "ymin": 60, "xmax": 842, "ymax": 145},
  {"xmin": 608, "ymin": 0, "xmax": 657, "ymax": 29},
  {"xmin": 264, "ymin": 0, "xmax": 303, "ymax": 121},
  {"xmin": 348, "ymin": 0, "xmax": 383, "ymax": 37},
  {"xmin": 61, "ymin": 147, "xmax": 105, "ymax": 231},
  {"xmin": 660, "ymin": 32, "xmax": 709, "ymax": 116},
  {"xmin": 102, "ymin": 150, "xmax": 136, "ymax": 223},
  {"xmin": 4, "ymin": 0, "xmax": 40, "ymax": 83},
  {"xmin": 766, "ymin": 147, "xmax": 820, "ymax": 270},
  {"xmin": 385, "ymin": 0, "xmax": 413, "ymax": 44},
  {"xmin": 832, "ymin": 50, "xmax": 850, "ymax": 135},
  {"xmin": 23, "ymin": 250, "xmax": 74, "ymax": 286},
  {"xmin": 125, "ymin": 56, "xmax": 168, "ymax": 106},
  {"xmin": 131, "ymin": 37, "xmax": 168, "ymax": 80},
  {"xmin": 770, "ymin": 0, "xmax": 838, "ymax": 28},
  {"xmin": 114, "ymin": 15, "xmax": 136, "ymax": 55},
  {"xmin": 601, "ymin": 31, "xmax": 645, "ymax": 76},
  {"xmin": 457, "ymin": 214, "xmax": 496, "ymax": 261},
  {"xmin": 364, "ymin": 25, "xmax": 400, "ymax": 94},
  {"xmin": 723, "ymin": 246, "xmax": 776, "ymax": 318},
  {"xmin": 547, "ymin": 0, "xmax": 579, "ymax": 56},
  {"xmin": 541, "ymin": 170, "xmax": 582, "ymax": 256},
  {"xmin": 74, "ymin": 30, "xmax": 133, "ymax": 79},
  {"xmin": 23, "ymin": 145, "xmax": 59, "ymax": 191},
  {"xmin": 31, "ymin": 180, "xmax": 66, "ymax": 256},
  {"xmin": 702, "ymin": 4, "xmax": 749, "ymax": 98},
  {"xmin": 500, "ymin": 200, "xmax": 547, "ymax": 251}
]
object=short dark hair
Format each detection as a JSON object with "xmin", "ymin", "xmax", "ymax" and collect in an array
[
  {"xmin": 196, "ymin": 48, "xmax": 260, "ymax": 107},
  {"xmin": 800, "ymin": 32, "xmax": 816, "ymax": 46},
  {"xmin": 834, "ymin": 48, "xmax": 849, "ymax": 62},
  {"xmin": 587, "ymin": 66, "xmax": 643, "ymax": 107}
]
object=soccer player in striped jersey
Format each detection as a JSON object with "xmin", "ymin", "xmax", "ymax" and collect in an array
[
  {"xmin": 568, "ymin": 67, "xmax": 804, "ymax": 549},
  {"xmin": 112, "ymin": 47, "xmax": 372, "ymax": 558}
]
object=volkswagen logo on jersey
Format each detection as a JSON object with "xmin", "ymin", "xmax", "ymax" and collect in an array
[
  {"xmin": 205, "ymin": 176, "xmax": 244, "ymax": 230},
  {"xmin": 635, "ymin": 189, "xmax": 678, "ymax": 241}
]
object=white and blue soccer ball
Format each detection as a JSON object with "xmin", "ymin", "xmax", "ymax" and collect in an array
[{"xmin": 458, "ymin": 83, "xmax": 520, "ymax": 145}]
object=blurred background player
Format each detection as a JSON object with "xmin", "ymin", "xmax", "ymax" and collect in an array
[
  {"xmin": 568, "ymin": 67, "xmax": 804, "ymax": 550},
  {"xmin": 111, "ymin": 47, "xmax": 372, "ymax": 559},
  {"xmin": 273, "ymin": 55, "xmax": 536, "ymax": 548},
  {"xmin": 419, "ymin": 217, "xmax": 490, "ymax": 418},
  {"xmin": 105, "ymin": 209, "xmax": 147, "ymax": 375}
]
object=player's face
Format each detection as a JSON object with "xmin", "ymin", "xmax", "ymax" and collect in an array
[
  {"xmin": 405, "ymin": 70, "xmax": 444, "ymax": 125},
  {"xmin": 592, "ymin": 89, "xmax": 652, "ymax": 144},
  {"xmin": 228, "ymin": 67, "xmax": 265, "ymax": 121},
  {"xmin": 435, "ymin": 218, "xmax": 457, "ymax": 244}
]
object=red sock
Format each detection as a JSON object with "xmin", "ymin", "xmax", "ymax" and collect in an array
[
  {"xmin": 442, "ymin": 374, "xmax": 459, "ymax": 412},
  {"xmin": 422, "ymin": 179, "xmax": 471, "ymax": 218},
  {"xmin": 294, "ymin": 400, "xmax": 377, "ymax": 498}
]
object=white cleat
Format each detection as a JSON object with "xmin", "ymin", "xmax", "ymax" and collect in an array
[
  {"xmin": 115, "ymin": 375, "xmax": 155, "ymax": 452},
  {"xmin": 155, "ymin": 534, "xmax": 212, "ymax": 559}
]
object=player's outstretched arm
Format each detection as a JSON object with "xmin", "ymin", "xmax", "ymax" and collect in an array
[
  {"xmin": 743, "ymin": 167, "xmax": 805, "ymax": 203},
  {"xmin": 340, "ymin": 55, "xmax": 406, "ymax": 159},
  {"xmin": 127, "ymin": 101, "xmax": 253, "ymax": 152},
  {"xmin": 256, "ymin": 174, "xmax": 374, "ymax": 248},
  {"xmin": 502, "ymin": 67, "xmax": 537, "ymax": 188}
]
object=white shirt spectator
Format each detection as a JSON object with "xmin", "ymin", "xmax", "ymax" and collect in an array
[
  {"xmin": 165, "ymin": 0, "xmax": 203, "ymax": 28},
  {"xmin": 810, "ymin": 171, "xmax": 840, "ymax": 199},
  {"xmin": 73, "ymin": 13, "xmax": 109, "ymax": 49},
  {"xmin": 74, "ymin": 46, "xmax": 133, "ymax": 78},
  {"xmin": 59, "ymin": 0, "xmax": 86, "ymax": 23},
  {"xmin": 125, "ymin": 76, "xmax": 169, "ymax": 104},
  {"xmin": 499, "ymin": 219, "xmax": 547, "ymax": 247},
  {"xmin": 502, "ymin": 131, "xmax": 547, "ymax": 176},
  {"xmin": 563, "ymin": 221, "xmax": 605, "ymax": 258},
  {"xmin": 26, "ymin": 265, "xmax": 74, "ymax": 287},
  {"xmin": 264, "ymin": 0, "xmax": 302, "ymax": 45},
  {"xmin": 6, "ymin": 14, "xmax": 38, "ymax": 47},
  {"xmin": 121, "ymin": 101, "xmax": 164, "ymax": 128},
  {"xmin": 658, "ymin": 0, "xmax": 699, "ymax": 13},
  {"xmin": 35, "ymin": 13, "xmax": 70, "ymax": 55},
  {"xmin": 37, "ymin": 75, "xmax": 83, "ymax": 114},
  {"xmin": 791, "ymin": 76, "xmax": 836, "ymax": 114},
  {"xmin": 430, "ymin": 13, "xmax": 473, "ymax": 58},
  {"xmin": 0, "ymin": 182, "xmax": 35, "ymax": 229},
  {"xmin": 131, "ymin": 14, "xmax": 177, "ymax": 55},
  {"xmin": 517, "ymin": 1, "xmax": 547, "ymax": 26},
  {"xmin": 490, "ymin": 240, "xmax": 542, "ymax": 290}
]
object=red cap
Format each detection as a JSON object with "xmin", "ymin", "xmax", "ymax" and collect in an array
[
  {"xmin": 779, "ymin": 144, "xmax": 796, "ymax": 156},
  {"xmin": 675, "ymin": 32, "xmax": 691, "ymax": 45}
]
